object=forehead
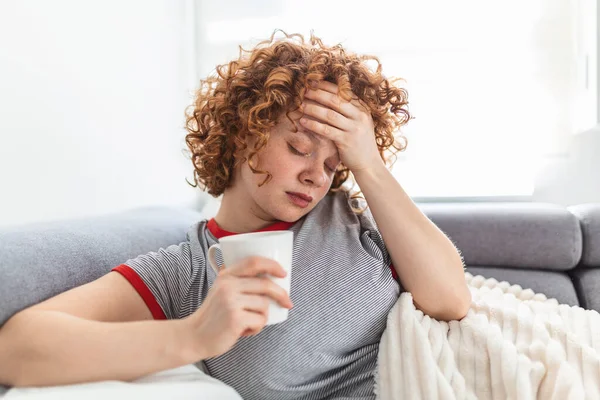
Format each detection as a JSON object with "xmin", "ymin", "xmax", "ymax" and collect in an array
[
  {"xmin": 277, "ymin": 111, "xmax": 323, "ymax": 144},
  {"xmin": 276, "ymin": 113, "xmax": 340, "ymax": 161}
]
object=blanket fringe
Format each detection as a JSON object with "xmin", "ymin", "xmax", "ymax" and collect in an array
[{"xmin": 376, "ymin": 273, "xmax": 600, "ymax": 400}]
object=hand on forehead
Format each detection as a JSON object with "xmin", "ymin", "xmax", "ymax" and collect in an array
[
  {"xmin": 290, "ymin": 81, "xmax": 346, "ymax": 139},
  {"xmin": 292, "ymin": 79, "xmax": 379, "ymax": 173},
  {"xmin": 290, "ymin": 113, "xmax": 333, "ymax": 148},
  {"xmin": 282, "ymin": 112, "xmax": 339, "ymax": 163}
]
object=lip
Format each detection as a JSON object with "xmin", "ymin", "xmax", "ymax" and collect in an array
[
  {"xmin": 286, "ymin": 192, "xmax": 313, "ymax": 202},
  {"xmin": 286, "ymin": 192, "xmax": 313, "ymax": 208}
]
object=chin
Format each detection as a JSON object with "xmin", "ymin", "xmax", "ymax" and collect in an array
[
  {"xmin": 256, "ymin": 191, "xmax": 321, "ymax": 223},
  {"xmin": 268, "ymin": 202, "xmax": 312, "ymax": 223},
  {"xmin": 272, "ymin": 208, "xmax": 306, "ymax": 223}
]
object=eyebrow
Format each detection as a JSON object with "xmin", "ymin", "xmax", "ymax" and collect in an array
[
  {"xmin": 301, "ymin": 130, "xmax": 321, "ymax": 144},
  {"xmin": 292, "ymin": 124, "xmax": 321, "ymax": 144},
  {"xmin": 291, "ymin": 128, "xmax": 341, "ymax": 165}
]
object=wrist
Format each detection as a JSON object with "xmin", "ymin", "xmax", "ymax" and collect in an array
[
  {"xmin": 352, "ymin": 160, "xmax": 387, "ymax": 182},
  {"xmin": 172, "ymin": 317, "xmax": 208, "ymax": 364}
]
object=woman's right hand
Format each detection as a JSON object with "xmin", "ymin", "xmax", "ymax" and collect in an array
[{"xmin": 183, "ymin": 256, "xmax": 293, "ymax": 361}]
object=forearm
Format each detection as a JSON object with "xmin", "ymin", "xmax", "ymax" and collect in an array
[
  {"xmin": 354, "ymin": 163, "xmax": 471, "ymax": 320},
  {"xmin": 0, "ymin": 310, "xmax": 197, "ymax": 387}
]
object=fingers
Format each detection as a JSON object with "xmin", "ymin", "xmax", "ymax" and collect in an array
[
  {"xmin": 299, "ymin": 115, "xmax": 343, "ymax": 143},
  {"xmin": 222, "ymin": 256, "xmax": 287, "ymax": 278},
  {"xmin": 239, "ymin": 278, "xmax": 293, "ymax": 308},
  {"xmin": 313, "ymin": 80, "xmax": 359, "ymax": 101},
  {"xmin": 218, "ymin": 256, "xmax": 293, "ymax": 308},
  {"xmin": 240, "ymin": 310, "xmax": 268, "ymax": 337},
  {"xmin": 240, "ymin": 293, "xmax": 271, "ymax": 313},
  {"xmin": 312, "ymin": 80, "xmax": 337, "ymax": 94},
  {"xmin": 304, "ymin": 84, "xmax": 360, "ymax": 120},
  {"xmin": 301, "ymin": 99, "xmax": 352, "ymax": 132}
]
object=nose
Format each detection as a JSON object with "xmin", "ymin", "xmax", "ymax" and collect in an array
[{"xmin": 299, "ymin": 166, "xmax": 327, "ymax": 188}]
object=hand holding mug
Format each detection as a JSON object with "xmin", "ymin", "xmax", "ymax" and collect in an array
[
  {"xmin": 185, "ymin": 255, "xmax": 293, "ymax": 360},
  {"xmin": 182, "ymin": 231, "xmax": 294, "ymax": 361}
]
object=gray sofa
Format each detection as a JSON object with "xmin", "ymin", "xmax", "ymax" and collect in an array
[{"xmin": 1, "ymin": 201, "xmax": 599, "ymax": 395}]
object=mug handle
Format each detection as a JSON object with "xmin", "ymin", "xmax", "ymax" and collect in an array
[{"xmin": 207, "ymin": 244, "xmax": 221, "ymax": 274}]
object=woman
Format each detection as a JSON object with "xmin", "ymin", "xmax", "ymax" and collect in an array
[{"xmin": 0, "ymin": 31, "xmax": 470, "ymax": 399}]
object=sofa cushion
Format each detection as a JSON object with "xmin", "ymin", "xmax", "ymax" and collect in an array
[
  {"xmin": 569, "ymin": 268, "xmax": 600, "ymax": 311},
  {"xmin": 467, "ymin": 266, "xmax": 580, "ymax": 307},
  {"xmin": 420, "ymin": 202, "xmax": 582, "ymax": 271},
  {"xmin": 0, "ymin": 206, "xmax": 203, "ymax": 326},
  {"xmin": 568, "ymin": 204, "xmax": 600, "ymax": 267}
]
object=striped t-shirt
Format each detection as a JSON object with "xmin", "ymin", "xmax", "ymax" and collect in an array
[{"xmin": 113, "ymin": 191, "xmax": 401, "ymax": 400}]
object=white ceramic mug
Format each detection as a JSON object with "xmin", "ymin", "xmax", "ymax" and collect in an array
[{"xmin": 207, "ymin": 230, "xmax": 293, "ymax": 325}]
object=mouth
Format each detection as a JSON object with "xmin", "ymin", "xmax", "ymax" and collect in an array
[{"xmin": 286, "ymin": 192, "xmax": 313, "ymax": 208}]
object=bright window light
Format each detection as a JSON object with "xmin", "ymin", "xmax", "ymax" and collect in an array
[{"xmin": 195, "ymin": 0, "xmax": 597, "ymax": 199}]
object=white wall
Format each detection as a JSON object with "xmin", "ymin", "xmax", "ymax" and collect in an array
[
  {"xmin": 0, "ymin": 0, "xmax": 206, "ymax": 228},
  {"xmin": 532, "ymin": 0, "xmax": 600, "ymax": 207},
  {"xmin": 193, "ymin": 0, "xmax": 600, "ymax": 205},
  {"xmin": 533, "ymin": 126, "xmax": 600, "ymax": 206},
  {"xmin": 0, "ymin": 1, "xmax": 598, "ymax": 230}
]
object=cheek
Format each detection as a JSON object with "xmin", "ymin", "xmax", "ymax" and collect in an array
[
  {"xmin": 263, "ymin": 155, "xmax": 299, "ymax": 180},
  {"xmin": 243, "ymin": 154, "xmax": 294, "ymax": 190}
]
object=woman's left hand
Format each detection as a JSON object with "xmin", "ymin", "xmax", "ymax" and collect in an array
[{"xmin": 300, "ymin": 81, "xmax": 384, "ymax": 173}]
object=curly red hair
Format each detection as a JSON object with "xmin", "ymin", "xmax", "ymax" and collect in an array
[{"xmin": 184, "ymin": 30, "xmax": 411, "ymax": 197}]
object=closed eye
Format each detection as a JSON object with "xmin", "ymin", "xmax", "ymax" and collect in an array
[
  {"xmin": 288, "ymin": 143, "xmax": 337, "ymax": 174},
  {"xmin": 288, "ymin": 143, "xmax": 309, "ymax": 157}
]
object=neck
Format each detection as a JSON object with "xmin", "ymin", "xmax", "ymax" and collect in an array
[{"xmin": 214, "ymin": 185, "xmax": 277, "ymax": 233}]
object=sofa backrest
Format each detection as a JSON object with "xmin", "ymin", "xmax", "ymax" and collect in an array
[
  {"xmin": 563, "ymin": 204, "xmax": 600, "ymax": 311},
  {"xmin": 568, "ymin": 204, "xmax": 600, "ymax": 268},
  {"xmin": 1, "ymin": 201, "xmax": 597, "ymax": 327},
  {"xmin": 0, "ymin": 206, "xmax": 204, "ymax": 326},
  {"xmin": 419, "ymin": 202, "xmax": 583, "ymax": 271}
]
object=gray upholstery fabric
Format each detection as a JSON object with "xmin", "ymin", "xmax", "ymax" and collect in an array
[
  {"xmin": 570, "ymin": 268, "xmax": 600, "ymax": 311},
  {"xmin": 0, "ymin": 206, "xmax": 203, "ymax": 326},
  {"xmin": 0, "ymin": 201, "xmax": 596, "ymax": 395},
  {"xmin": 420, "ymin": 202, "xmax": 582, "ymax": 271},
  {"xmin": 467, "ymin": 266, "xmax": 580, "ymax": 307},
  {"xmin": 568, "ymin": 203, "xmax": 600, "ymax": 267}
]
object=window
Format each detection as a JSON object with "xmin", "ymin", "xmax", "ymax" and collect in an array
[{"xmin": 193, "ymin": 0, "xmax": 597, "ymax": 199}]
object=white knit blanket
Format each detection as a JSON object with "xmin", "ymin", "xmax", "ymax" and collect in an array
[{"xmin": 375, "ymin": 273, "xmax": 600, "ymax": 400}]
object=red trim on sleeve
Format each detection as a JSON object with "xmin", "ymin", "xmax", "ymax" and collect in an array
[
  {"xmin": 207, "ymin": 218, "xmax": 294, "ymax": 239},
  {"xmin": 112, "ymin": 264, "xmax": 167, "ymax": 320},
  {"xmin": 390, "ymin": 264, "xmax": 399, "ymax": 282}
]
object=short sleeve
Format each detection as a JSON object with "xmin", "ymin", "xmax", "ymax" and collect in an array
[
  {"xmin": 352, "ymin": 198, "xmax": 401, "ymax": 287},
  {"xmin": 112, "ymin": 241, "xmax": 204, "ymax": 320},
  {"xmin": 356, "ymin": 206, "xmax": 392, "ymax": 269}
]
